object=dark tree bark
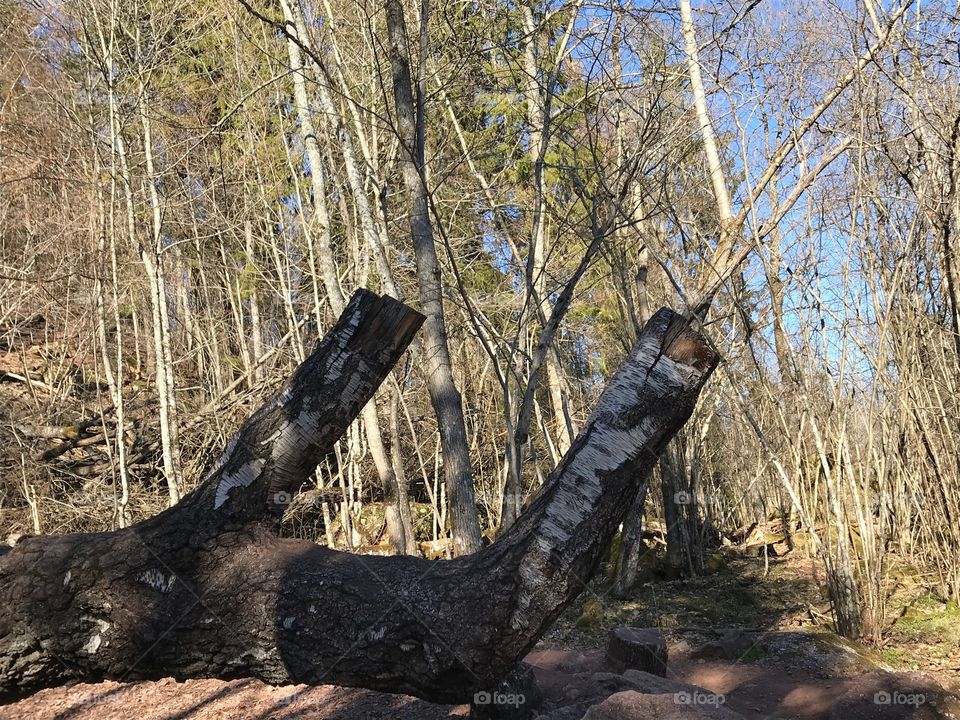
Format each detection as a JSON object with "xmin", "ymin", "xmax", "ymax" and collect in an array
[
  {"xmin": 612, "ymin": 477, "xmax": 651, "ymax": 597},
  {"xmin": 0, "ymin": 301, "xmax": 716, "ymax": 704},
  {"xmin": 660, "ymin": 441, "xmax": 689, "ymax": 576}
]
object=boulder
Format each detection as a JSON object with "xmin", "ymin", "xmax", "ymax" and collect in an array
[
  {"xmin": 557, "ymin": 651, "xmax": 599, "ymax": 674},
  {"xmin": 535, "ymin": 670, "xmax": 730, "ymax": 720},
  {"xmin": 690, "ymin": 629, "xmax": 756, "ymax": 662},
  {"xmin": 621, "ymin": 669, "xmax": 706, "ymax": 697},
  {"xmin": 579, "ymin": 690, "xmax": 745, "ymax": 719}
]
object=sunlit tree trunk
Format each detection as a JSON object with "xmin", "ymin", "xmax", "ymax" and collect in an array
[
  {"xmin": 385, "ymin": 0, "xmax": 482, "ymax": 555},
  {"xmin": 138, "ymin": 65, "xmax": 183, "ymax": 503},
  {"xmin": 280, "ymin": 7, "xmax": 414, "ymax": 552}
]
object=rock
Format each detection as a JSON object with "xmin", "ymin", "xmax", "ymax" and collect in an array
[
  {"xmin": 689, "ymin": 641, "xmax": 725, "ymax": 660},
  {"xmin": 540, "ymin": 671, "xmax": 666, "ymax": 720},
  {"xmin": 472, "ymin": 662, "xmax": 543, "ymax": 720},
  {"xmin": 580, "ymin": 690, "xmax": 745, "ymax": 719},
  {"xmin": 621, "ymin": 669, "xmax": 705, "ymax": 697},
  {"xmin": 763, "ymin": 631, "xmax": 884, "ymax": 677},
  {"xmin": 536, "ymin": 670, "xmax": 729, "ymax": 720},
  {"xmin": 557, "ymin": 650, "xmax": 597, "ymax": 674},
  {"xmin": 419, "ymin": 538, "xmax": 452, "ymax": 560},
  {"xmin": 690, "ymin": 629, "xmax": 756, "ymax": 662},
  {"xmin": 584, "ymin": 672, "xmax": 639, "ymax": 695},
  {"xmin": 605, "ymin": 627, "xmax": 667, "ymax": 675},
  {"xmin": 827, "ymin": 670, "xmax": 960, "ymax": 720},
  {"xmin": 572, "ymin": 668, "xmax": 705, "ymax": 700}
]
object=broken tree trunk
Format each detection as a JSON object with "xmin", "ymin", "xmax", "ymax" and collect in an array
[{"xmin": 0, "ymin": 296, "xmax": 716, "ymax": 703}]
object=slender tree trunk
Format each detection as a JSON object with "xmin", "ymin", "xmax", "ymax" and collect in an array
[
  {"xmin": 501, "ymin": 385, "xmax": 522, "ymax": 529},
  {"xmin": 391, "ymin": 383, "xmax": 419, "ymax": 554},
  {"xmin": 244, "ymin": 221, "xmax": 265, "ymax": 385},
  {"xmin": 680, "ymin": 0, "xmax": 734, "ymax": 301},
  {"xmin": 521, "ymin": 4, "xmax": 576, "ymax": 458},
  {"xmin": 193, "ymin": 233, "xmax": 225, "ymax": 395},
  {"xmin": 90, "ymin": 120, "xmax": 132, "ymax": 528},
  {"xmin": 103, "ymin": 47, "xmax": 181, "ymax": 506},
  {"xmin": 612, "ymin": 476, "xmax": 651, "ymax": 597},
  {"xmin": 385, "ymin": 0, "xmax": 482, "ymax": 555},
  {"xmin": 810, "ymin": 414, "xmax": 863, "ymax": 638},
  {"xmin": 280, "ymin": 10, "xmax": 413, "ymax": 553},
  {"xmin": 278, "ymin": 0, "xmax": 399, "ymax": 299},
  {"xmin": 660, "ymin": 442, "xmax": 688, "ymax": 576},
  {"xmin": 139, "ymin": 79, "xmax": 183, "ymax": 503}
]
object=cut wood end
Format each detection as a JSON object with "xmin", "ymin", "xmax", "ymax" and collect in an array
[
  {"xmin": 345, "ymin": 290, "xmax": 425, "ymax": 356},
  {"xmin": 658, "ymin": 309, "xmax": 719, "ymax": 373}
]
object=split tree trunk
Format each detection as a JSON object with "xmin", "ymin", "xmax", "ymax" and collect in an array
[{"xmin": 0, "ymin": 294, "xmax": 716, "ymax": 703}]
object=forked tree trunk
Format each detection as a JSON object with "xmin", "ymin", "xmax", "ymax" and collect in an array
[{"xmin": 0, "ymin": 293, "xmax": 716, "ymax": 703}]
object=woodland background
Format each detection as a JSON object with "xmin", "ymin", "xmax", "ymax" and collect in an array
[{"xmin": 1, "ymin": 0, "xmax": 959, "ymax": 648}]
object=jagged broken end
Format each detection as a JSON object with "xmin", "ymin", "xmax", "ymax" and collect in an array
[
  {"xmin": 179, "ymin": 289, "xmax": 424, "ymax": 529},
  {"xmin": 498, "ymin": 307, "xmax": 718, "ymax": 671}
]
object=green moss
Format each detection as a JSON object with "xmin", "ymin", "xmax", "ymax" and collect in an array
[
  {"xmin": 879, "ymin": 647, "xmax": 908, "ymax": 666},
  {"xmin": 893, "ymin": 598, "xmax": 960, "ymax": 645},
  {"xmin": 576, "ymin": 599, "xmax": 604, "ymax": 631},
  {"xmin": 913, "ymin": 592, "xmax": 949, "ymax": 610},
  {"xmin": 704, "ymin": 551, "xmax": 729, "ymax": 574},
  {"xmin": 885, "ymin": 559, "xmax": 924, "ymax": 583},
  {"xmin": 739, "ymin": 644, "xmax": 767, "ymax": 662}
]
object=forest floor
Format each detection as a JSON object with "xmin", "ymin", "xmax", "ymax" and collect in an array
[
  {"xmin": 533, "ymin": 545, "xmax": 960, "ymax": 717},
  {"xmin": 1, "ymin": 547, "xmax": 958, "ymax": 720}
]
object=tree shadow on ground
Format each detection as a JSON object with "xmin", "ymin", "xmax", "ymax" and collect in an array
[
  {"xmin": 535, "ymin": 545, "xmax": 959, "ymax": 719},
  {"xmin": 245, "ymin": 685, "xmax": 468, "ymax": 720},
  {"xmin": 51, "ymin": 685, "xmax": 127, "ymax": 720}
]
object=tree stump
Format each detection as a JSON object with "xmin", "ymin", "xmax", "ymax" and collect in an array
[{"xmin": 605, "ymin": 627, "xmax": 668, "ymax": 676}]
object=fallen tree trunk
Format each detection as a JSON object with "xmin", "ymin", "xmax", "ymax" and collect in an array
[{"xmin": 0, "ymin": 292, "xmax": 716, "ymax": 703}]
